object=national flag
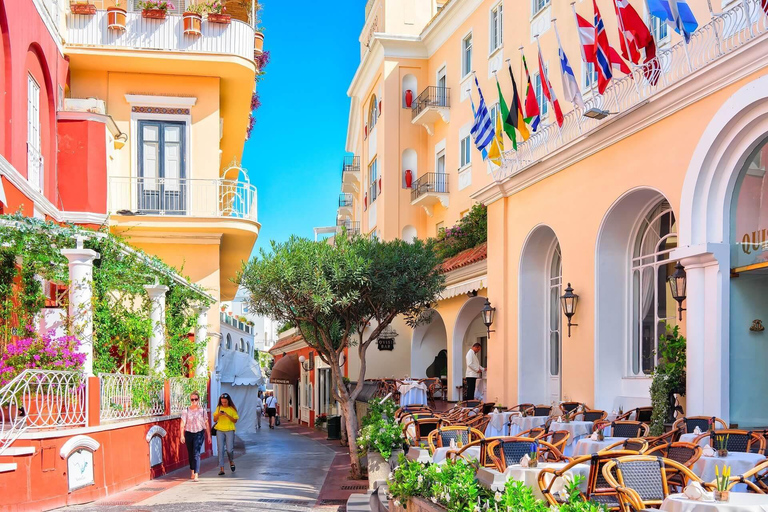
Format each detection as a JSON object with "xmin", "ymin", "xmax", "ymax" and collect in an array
[
  {"xmin": 536, "ymin": 40, "xmax": 564, "ymax": 127},
  {"xmin": 470, "ymin": 76, "xmax": 495, "ymax": 157},
  {"xmin": 647, "ymin": 0, "xmax": 698, "ymax": 43},
  {"xmin": 469, "ymin": 96, "xmax": 489, "ymax": 160},
  {"xmin": 486, "ymin": 107, "xmax": 504, "ymax": 166},
  {"xmin": 555, "ymin": 23, "xmax": 585, "ymax": 111},
  {"xmin": 506, "ymin": 63, "xmax": 530, "ymax": 145},
  {"xmin": 575, "ymin": 9, "xmax": 631, "ymax": 76},
  {"xmin": 763, "ymin": 0, "xmax": 768, "ymax": 17},
  {"xmin": 495, "ymin": 77, "xmax": 518, "ymax": 150},
  {"xmin": 590, "ymin": 0, "xmax": 614, "ymax": 94},
  {"xmin": 521, "ymin": 53, "xmax": 541, "ymax": 132},
  {"xmin": 613, "ymin": 0, "xmax": 660, "ymax": 84}
]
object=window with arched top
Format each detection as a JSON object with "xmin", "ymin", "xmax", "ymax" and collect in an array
[
  {"xmin": 630, "ymin": 200, "xmax": 677, "ymax": 376},
  {"xmin": 368, "ymin": 95, "xmax": 378, "ymax": 131},
  {"xmin": 226, "ymin": 333, "xmax": 232, "ymax": 350},
  {"xmin": 239, "ymin": 338, "xmax": 245, "ymax": 352},
  {"xmin": 548, "ymin": 243, "xmax": 562, "ymax": 378}
]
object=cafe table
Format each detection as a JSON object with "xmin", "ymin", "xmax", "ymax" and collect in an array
[
  {"xmin": 432, "ymin": 445, "xmax": 482, "ymax": 464},
  {"xmin": 398, "ymin": 381, "xmax": 428, "ymax": 407},
  {"xmin": 508, "ymin": 415, "xmax": 549, "ymax": 436},
  {"xmin": 572, "ymin": 436, "xmax": 626, "ymax": 457},
  {"xmin": 549, "ymin": 420, "xmax": 594, "ymax": 456},
  {"xmin": 660, "ymin": 492, "xmax": 768, "ymax": 512},
  {"xmin": 503, "ymin": 461, "xmax": 590, "ymax": 501},
  {"xmin": 485, "ymin": 411, "xmax": 518, "ymax": 437},
  {"xmin": 691, "ymin": 452, "xmax": 766, "ymax": 483}
]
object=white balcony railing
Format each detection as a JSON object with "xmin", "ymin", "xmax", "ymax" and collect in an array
[
  {"xmin": 0, "ymin": 370, "xmax": 87, "ymax": 456},
  {"xmin": 169, "ymin": 377, "xmax": 209, "ymax": 414},
  {"xmin": 66, "ymin": 10, "xmax": 255, "ymax": 62},
  {"xmin": 495, "ymin": 0, "xmax": 768, "ymax": 183},
  {"xmin": 99, "ymin": 373, "xmax": 165, "ymax": 421},
  {"xmin": 109, "ymin": 176, "xmax": 258, "ymax": 221}
]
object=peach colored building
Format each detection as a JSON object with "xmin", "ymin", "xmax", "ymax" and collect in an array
[{"xmin": 339, "ymin": 0, "xmax": 768, "ymax": 426}]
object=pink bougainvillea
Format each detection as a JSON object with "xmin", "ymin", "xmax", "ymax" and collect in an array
[{"xmin": 0, "ymin": 332, "xmax": 86, "ymax": 384}]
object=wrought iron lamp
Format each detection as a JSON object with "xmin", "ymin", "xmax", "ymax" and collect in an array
[
  {"xmin": 667, "ymin": 261, "xmax": 687, "ymax": 320},
  {"xmin": 298, "ymin": 355, "xmax": 311, "ymax": 371},
  {"xmin": 481, "ymin": 298, "xmax": 496, "ymax": 339},
  {"xmin": 560, "ymin": 283, "xmax": 579, "ymax": 337}
]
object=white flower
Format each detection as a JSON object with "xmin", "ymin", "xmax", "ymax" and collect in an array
[
  {"xmin": 445, "ymin": 493, "xmax": 451, "ymax": 501},
  {"xmin": 435, "ymin": 466, "xmax": 442, "ymax": 473},
  {"xmin": 388, "ymin": 472, "xmax": 394, "ymax": 480},
  {"xmin": 431, "ymin": 497, "xmax": 438, "ymax": 504},
  {"xmin": 394, "ymin": 500, "xmax": 401, "ymax": 507},
  {"xmin": 494, "ymin": 491, "xmax": 503, "ymax": 503},
  {"xmin": 417, "ymin": 475, "xmax": 424, "ymax": 484},
  {"xmin": 474, "ymin": 506, "xmax": 481, "ymax": 512}
]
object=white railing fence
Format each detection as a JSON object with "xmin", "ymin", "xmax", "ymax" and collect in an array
[
  {"xmin": 495, "ymin": 0, "xmax": 768, "ymax": 182},
  {"xmin": 169, "ymin": 376, "xmax": 209, "ymax": 414},
  {"xmin": 0, "ymin": 370, "xmax": 87, "ymax": 456},
  {"xmin": 99, "ymin": 373, "xmax": 165, "ymax": 421},
  {"xmin": 108, "ymin": 177, "xmax": 258, "ymax": 221}
]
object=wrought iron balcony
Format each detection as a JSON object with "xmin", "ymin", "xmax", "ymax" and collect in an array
[
  {"xmin": 411, "ymin": 173, "xmax": 449, "ymax": 216},
  {"xmin": 339, "ymin": 193, "xmax": 353, "ymax": 208},
  {"xmin": 336, "ymin": 219, "xmax": 360, "ymax": 236},
  {"xmin": 411, "ymin": 86, "xmax": 450, "ymax": 135},
  {"xmin": 342, "ymin": 155, "xmax": 361, "ymax": 193},
  {"xmin": 109, "ymin": 176, "xmax": 257, "ymax": 221}
]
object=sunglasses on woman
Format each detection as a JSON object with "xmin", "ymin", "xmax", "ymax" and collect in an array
[{"xmin": 190, "ymin": 398, "xmax": 199, "ymax": 402}]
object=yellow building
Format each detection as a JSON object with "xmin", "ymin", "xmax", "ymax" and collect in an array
[
  {"xmin": 65, "ymin": 0, "xmax": 262, "ymax": 372},
  {"xmin": 338, "ymin": 0, "xmax": 768, "ymax": 428}
]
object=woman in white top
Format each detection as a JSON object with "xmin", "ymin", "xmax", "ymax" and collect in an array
[{"xmin": 265, "ymin": 392, "xmax": 278, "ymax": 429}]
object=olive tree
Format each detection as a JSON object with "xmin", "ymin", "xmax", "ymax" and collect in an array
[{"xmin": 239, "ymin": 234, "xmax": 444, "ymax": 477}]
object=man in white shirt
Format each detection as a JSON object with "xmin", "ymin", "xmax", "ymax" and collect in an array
[{"xmin": 465, "ymin": 342, "xmax": 484, "ymax": 400}]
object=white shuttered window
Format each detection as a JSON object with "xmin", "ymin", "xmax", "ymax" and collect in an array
[{"xmin": 27, "ymin": 74, "xmax": 42, "ymax": 191}]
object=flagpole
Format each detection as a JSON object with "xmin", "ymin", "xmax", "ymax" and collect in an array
[
  {"xmin": 534, "ymin": 34, "xmax": 564, "ymax": 144},
  {"xmin": 571, "ymin": 2, "xmax": 600, "ymax": 111},
  {"xmin": 741, "ymin": 0, "xmax": 754, "ymax": 38},
  {"xmin": 553, "ymin": 17, "xmax": 583, "ymax": 135},
  {"xmin": 502, "ymin": 59, "xmax": 524, "ymax": 170},
  {"xmin": 706, "ymin": 0, "xmax": 724, "ymax": 56},
  {"xmin": 518, "ymin": 46, "xmax": 540, "ymax": 162},
  {"xmin": 613, "ymin": 0, "xmax": 646, "ymax": 96}
]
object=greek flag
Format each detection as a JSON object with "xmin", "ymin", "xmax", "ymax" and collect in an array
[{"xmin": 470, "ymin": 76, "xmax": 495, "ymax": 156}]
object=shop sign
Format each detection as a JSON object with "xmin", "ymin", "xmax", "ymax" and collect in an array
[
  {"xmin": 67, "ymin": 449, "xmax": 94, "ymax": 491},
  {"xmin": 732, "ymin": 151, "xmax": 768, "ymax": 269}
]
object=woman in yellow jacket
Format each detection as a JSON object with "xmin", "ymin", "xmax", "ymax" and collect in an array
[{"xmin": 213, "ymin": 393, "xmax": 239, "ymax": 475}]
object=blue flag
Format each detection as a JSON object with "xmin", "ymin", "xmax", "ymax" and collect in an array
[
  {"xmin": 647, "ymin": 0, "xmax": 698, "ymax": 43},
  {"xmin": 470, "ymin": 76, "xmax": 495, "ymax": 157}
]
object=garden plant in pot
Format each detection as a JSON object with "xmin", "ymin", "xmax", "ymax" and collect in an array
[
  {"xmin": 358, "ymin": 398, "xmax": 403, "ymax": 489},
  {"xmin": 206, "ymin": 0, "xmax": 230, "ymax": 23},
  {"xmin": 183, "ymin": 2, "xmax": 208, "ymax": 35},
  {"xmin": 70, "ymin": 1, "xmax": 97, "ymax": 15},
  {"xmin": 139, "ymin": 0, "xmax": 175, "ymax": 20},
  {"xmin": 107, "ymin": 0, "xmax": 127, "ymax": 30},
  {"xmin": 649, "ymin": 322, "xmax": 687, "ymax": 436}
]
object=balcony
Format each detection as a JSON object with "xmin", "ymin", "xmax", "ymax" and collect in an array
[
  {"xmin": 65, "ymin": 10, "xmax": 256, "ymax": 63},
  {"xmin": 411, "ymin": 86, "xmax": 450, "ymax": 135},
  {"xmin": 337, "ymin": 219, "xmax": 360, "ymax": 237},
  {"xmin": 411, "ymin": 173, "xmax": 449, "ymax": 216},
  {"xmin": 342, "ymin": 155, "xmax": 361, "ymax": 194},
  {"xmin": 338, "ymin": 193, "xmax": 353, "ymax": 218},
  {"xmin": 220, "ymin": 312, "xmax": 253, "ymax": 334},
  {"xmin": 109, "ymin": 176, "xmax": 257, "ymax": 220}
]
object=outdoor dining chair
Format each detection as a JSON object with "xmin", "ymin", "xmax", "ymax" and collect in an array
[
  {"xmin": 402, "ymin": 417, "xmax": 441, "ymax": 446},
  {"xmin": 645, "ymin": 428, "xmax": 682, "ymax": 447},
  {"xmin": 444, "ymin": 437, "xmax": 497, "ymax": 468},
  {"xmin": 487, "ymin": 437, "xmax": 564, "ymax": 471},
  {"xmin": 559, "ymin": 401, "xmax": 583, "ymax": 417},
  {"xmin": 616, "ymin": 407, "xmax": 653, "ymax": 423},
  {"xmin": 726, "ymin": 459, "xmax": 768, "ymax": 493},
  {"xmin": 601, "ymin": 455, "xmax": 715, "ymax": 512},
  {"xmin": 526, "ymin": 404, "xmax": 553, "ymax": 417},
  {"xmin": 602, "ymin": 438, "xmax": 649, "ymax": 454},
  {"xmin": 466, "ymin": 413, "xmax": 490, "ymax": 434},
  {"xmin": 645, "ymin": 441, "xmax": 702, "ymax": 490},
  {"xmin": 573, "ymin": 409, "xmax": 608, "ymax": 422},
  {"xmin": 515, "ymin": 427, "xmax": 546, "ymax": 439},
  {"xmin": 672, "ymin": 415, "xmax": 728, "ymax": 433},
  {"xmin": 427, "ymin": 425, "xmax": 485, "ymax": 452},
  {"xmin": 537, "ymin": 430, "xmax": 570, "ymax": 460},
  {"xmin": 508, "ymin": 403, "xmax": 534, "ymax": 414},
  {"xmin": 594, "ymin": 420, "xmax": 648, "ymax": 438},
  {"xmin": 694, "ymin": 429, "xmax": 766, "ymax": 453}
]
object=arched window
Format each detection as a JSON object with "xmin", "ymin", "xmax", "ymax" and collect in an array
[
  {"xmin": 630, "ymin": 200, "xmax": 677, "ymax": 375},
  {"xmin": 239, "ymin": 338, "xmax": 245, "ymax": 352},
  {"xmin": 548, "ymin": 243, "xmax": 562, "ymax": 378},
  {"xmin": 368, "ymin": 95, "xmax": 378, "ymax": 131},
  {"xmin": 226, "ymin": 333, "xmax": 232, "ymax": 350}
]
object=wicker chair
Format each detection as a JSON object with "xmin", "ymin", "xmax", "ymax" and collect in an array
[
  {"xmin": 466, "ymin": 414, "xmax": 490, "ymax": 434},
  {"xmin": 601, "ymin": 455, "xmax": 715, "ymax": 512},
  {"xmin": 645, "ymin": 442, "xmax": 702, "ymax": 490},
  {"xmin": 559, "ymin": 401, "xmax": 583, "ymax": 417},
  {"xmin": 457, "ymin": 399, "xmax": 482, "ymax": 408},
  {"xmin": 538, "ymin": 451, "xmax": 638, "ymax": 510},
  {"xmin": 537, "ymin": 430, "xmax": 571, "ymax": 460},
  {"xmin": 672, "ymin": 416, "xmax": 727, "ymax": 434},
  {"xmin": 616, "ymin": 407, "xmax": 654, "ymax": 423},
  {"xmin": 509, "ymin": 403, "xmax": 534, "ymax": 414},
  {"xmin": 395, "ymin": 405, "xmax": 433, "ymax": 421},
  {"xmin": 695, "ymin": 429, "xmax": 766, "ymax": 453},
  {"xmin": 574, "ymin": 409, "xmax": 608, "ymax": 422},
  {"xmin": 402, "ymin": 417, "xmax": 441, "ymax": 446},
  {"xmin": 427, "ymin": 425, "xmax": 485, "ymax": 452},
  {"xmin": 516, "ymin": 427, "xmax": 546, "ymax": 439},
  {"xmin": 727, "ymin": 459, "xmax": 768, "ymax": 493},
  {"xmin": 445, "ymin": 438, "xmax": 497, "ymax": 467},
  {"xmin": 603, "ymin": 438, "xmax": 649, "ymax": 454},
  {"xmin": 487, "ymin": 437, "xmax": 564, "ymax": 471},
  {"xmin": 526, "ymin": 404, "xmax": 553, "ymax": 417},
  {"xmin": 603, "ymin": 421, "xmax": 649, "ymax": 438},
  {"xmin": 645, "ymin": 428, "xmax": 682, "ymax": 447}
]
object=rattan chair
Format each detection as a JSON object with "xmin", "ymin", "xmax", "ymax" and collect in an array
[
  {"xmin": 615, "ymin": 407, "xmax": 653, "ymax": 423},
  {"xmin": 509, "ymin": 403, "xmax": 534, "ymax": 414},
  {"xmin": 537, "ymin": 430, "xmax": 571, "ymax": 460},
  {"xmin": 645, "ymin": 442, "xmax": 703, "ymax": 490},
  {"xmin": 603, "ymin": 438, "xmax": 649, "ymax": 453},
  {"xmin": 457, "ymin": 399, "xmax": 482, "ymax": 408},
  {"xmin": 516, "ymin": 427, "xmax": 546, "ymax": 439},
  {"xmin": 445, "ymin": 437, "xmax": 497, "ymax": 467},
  {"xmin": 395, "ymin": 405, "xmax": 433, "ymax": 421},
  {"xmin": 466, "ymin": 413, "xmax": 490, "ymax": 433},
  {"xmin": 537, "ymin": 451, "xmax": 638, "ymax": 510},
  {"xmin": 672, "ymin": 416, "xmax": 727, "ymax": 434},
  {"xmin": 601, "ymin": 455, "xmax": 715, "ymax": 512},
  {"xmin": 727, "ymin": 459, "xmax": 768, "ymax": 493},
  {"xmin": 645, "ymin": 428, "xmax": 682, "ymax": 447},
  {"xmin": 526, "ymin": 404, "xmax": 553, "ymax": 417},
  {"xmin": 600, "ymin": 421, "xmax": 649, "ymax": 438},
  {"xmin": 694, "ymin": 429, "xmax": 767, "ymax": 453},
  {"xmin": 427, "ymin": 425, "xmax": 485, "ymax": 452},
  {"xmin": 574, "ymin": 409, "xmax": 608, "ymax": 422},
  {"xmin": 559, "ymin": 401, "xmax": 583, "ymax": 417},
  {"xmin": 402, "ymin": 417, "xmax": 441, "ymax": 446},
  {"xmin": 487, "ymin": 437, "xmax": 564, "ymax": 471}
]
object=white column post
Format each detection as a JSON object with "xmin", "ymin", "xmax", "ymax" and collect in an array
[
  {"xmin": 144, "ymin": 284, "xmax": 169, "ymax": 374},
  {"xmin": 672, "ymin": 243, "xmax": 731, "ymax": 422},
  {"xmin": 193, "ymin": 304, "xmax": 209, "ymax": 377},
  {"xmin": 61, "ymin": 236, "xmax": 100, "ymax": 377}
]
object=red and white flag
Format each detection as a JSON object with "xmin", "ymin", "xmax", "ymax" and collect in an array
[
  {"xmin": 613, "ymin": 0, "xmax": 659, "ymax": 84},
  {"xmin": 574, "ymin": 9, "xmax": 630, "ymax": 74},
  {"xmin": 536, "ymin": 39, "xmax": 564, "ymax": 127}
]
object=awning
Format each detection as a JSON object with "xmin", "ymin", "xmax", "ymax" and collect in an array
[
  {"xmin": 218, "ymin": 349, "xmax": 265, "ymax": 386},
  {"xmin": 270, "ymin": 354, "xmax": 300, "ymax": 384}
]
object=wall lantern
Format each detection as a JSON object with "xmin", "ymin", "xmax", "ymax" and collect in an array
[
  {"xmin": 560, "ymin": 283, "xmax": 579, "ymax": 337},
  {"xmin": 481, "ymin": 298, "xmax": 496, "ymax": 339},
  {"xmin": 298, "ymin": 354, "xmax": 313, "ymax": 372},
  {"xmin": 667, "ymin": 261, "xmax": 687, "ymax": 321},
  {"xmin": 377, "ymin": 325, "xmax": 398, "ymax": 351}
]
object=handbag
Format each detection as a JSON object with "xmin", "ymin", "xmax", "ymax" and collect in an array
[
  {"xmin": 275, "ymin": 415, "xmax": 281, "ymax": 426},
  {"xmin": 211, "ymin": 406, "xmax": 218, "ymax": 435}
]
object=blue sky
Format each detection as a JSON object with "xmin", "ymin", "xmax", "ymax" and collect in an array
[{"xmin": 242, "ymin": 0, "xmax": 364, "ymax": 257}]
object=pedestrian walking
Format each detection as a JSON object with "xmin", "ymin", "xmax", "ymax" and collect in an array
[
  {"xmin": 255, "ymin": 390, "xmax": 264, "ymax": 429},
  {"xmin": 179, "ymin": 391, "xmax": 211, "ymax": 482},
  {"xmin": 213, "ymin": 392, "xmax": 239, "ymax": 475},
  {"xmin": 265, "ymin": 392, "xmax": 278, "ymax": 429}
]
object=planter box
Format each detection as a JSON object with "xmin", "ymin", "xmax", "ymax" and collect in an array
[
  {"xmin": 142, "ymin": 8, "xmax": 167, "ymax": 19},
  {"xmin": 389, "ymin": 497, "xmax": 447, "ymax": 512},
  {"xmin": 107, "ymin": 6, "xmax": 126, "ymax": 30},
  {"xmin": 70, "ymin": 3, "xmax": 96, "ymax": 15},
  {"xmin": 183, "ymin": 12, "xmax": 202, "ymax": 36},
  {"xmin": 254, "ymin": 31, "xmax": 264, "ymax": 55},
  {"xmin": 367, "ymin": 449, "xmax": 403, "ymax": 490},
  {"xmin": 207, "ymin": 13, "xmax": 231, "ymax": 24}
]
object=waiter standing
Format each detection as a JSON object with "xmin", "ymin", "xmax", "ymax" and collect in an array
[{"xmin": 465, "ymin": 342, "xmax": 484, "ymax": 400}]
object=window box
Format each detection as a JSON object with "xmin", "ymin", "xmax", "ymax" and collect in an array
[
  {"xmin": 142, "ymin": 8, "xmax": 167, "ymax": 20},
  {"xmin": 183, "ymin": 12, "xmax": 202, "ymax": 36},
  {"xmin": 107, "ymin": 6, "xmax": 127, "ymax": 30},
  {"xmin": 207, "ymin": 13, "xmax": 231, "ymax": 24},
  {"xmin": 254, "ymin": 31, "xmax": 265, "ymax": 55},
  {"xmin": 70, "ymin": 2, "xmax": 96, "ymax": 15}
]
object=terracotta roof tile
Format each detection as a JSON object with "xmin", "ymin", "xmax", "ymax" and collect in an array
[
  {"xmin": 268, "ymin": 334, "xmax": 305, "ymax": 354},
  {"xmin": 441, "ymin": 242, "xmax": 488, "ymax": 273}
]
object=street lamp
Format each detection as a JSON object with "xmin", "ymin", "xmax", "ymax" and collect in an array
[
  {"xmin": 298, "ymin": 355, "xmax": 311, "ymax": 371},
  {"xmin": 667, "ymin": 261, "xmax": 687, "ymax": 321},
  {"xmin": 560, "ymin": 283, "xmax": 579, "ymax": 337},
  {"xmin": 481, "ymin": 298, "xmax": 496, "ymax": 339}
]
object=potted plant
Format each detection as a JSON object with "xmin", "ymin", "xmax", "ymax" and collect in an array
[
  {"xmin": 107, "ymin": 0, "xmax": 127, "ymax": 30},
  {"xmin": 358, "ymin": 416, "xmax": 405, "ymax": 489},
  {"xmin": 138, "ymin": 0, "xmax": 175, "ymax": 20},
  {"xmin": 70, "ymin": 1, "xmax": 97, "ymax": 15},
  {"xmin": 714, "ymin": 465, "xmax": 731, "ymax": 502},
  {"xmin": 714, "ymin": 434, "xmax": 730, "ymax": 458},
  {"xmin": 254, "ymin": 30, "xmax": 265, "ymax": 55},
  {"xmin": 527, "ymin": 441, "xmax": 539, "ymax": 468},
  {"xmin": 206, "ymin": 0, "xmax": 230, "ymax": 24},
  {"xmin": 183, "ymin": 2, "xmax": 207, "ymax": 35},
  {"xmin": 649, "ymin": 322, "xmax": 687, "ymax": 436}
]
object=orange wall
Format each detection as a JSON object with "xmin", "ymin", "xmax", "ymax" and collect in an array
[{"xmin": 57, "ymin": 118, "xmax": 108, "ymax": 214}]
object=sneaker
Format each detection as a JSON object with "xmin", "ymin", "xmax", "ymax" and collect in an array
[
  {"xmin": 230, "ymin": 464, "xmax": 236, "ymax": 473},
  {"xmin": 218, "ymin": 470, "xmax": 225, "ymax": 476}
]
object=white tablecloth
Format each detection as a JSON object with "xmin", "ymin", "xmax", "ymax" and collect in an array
[
  {"xmin": 503, "ymin": 462, "xmax": 590, "ymax": 501},
  {"xmin": 549, "ymin": 421, "xmax": 594, "ymax": 456},
  {"xmin": 680, "ymin": 433, "xmax": 710, "ymax": 446},
  {"xmin": 509, "ymin": 416, "xmax": 549, "ymax": 436},
  {"xmin": 572, "ymin": 437, "xmax": 627, "ymax": 457},
  {"xmin": 661, "ymin": 493, "xmax": 768, "ymax": 512},
  {"xmin": 692, "ymin": 452, "xmax": 766, "ymax": 483},
  {"xmin": 486, "ymin": 411, "xmax": 518, "ymax": 437},
  {"xmin": 432, "ymin": 446, "xmax": 481, "ymax": 464},
  {"xmin": 399, "ymin": 382, "xmax": 428, "ymax": 406}
]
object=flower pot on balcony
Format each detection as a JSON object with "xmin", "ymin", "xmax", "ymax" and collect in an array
[
  {"xmin": 142, "ymin": 8, "xmax": 167, "ymax": 20},
  {"xmin": 107, "ymin": 6, "xmax": 127, "ymax": 30},
  {"xmin": 70, "ymin": 2, "xmax": 97, "ymax": 15},
  {"xmin": 207, "ymin": 13, "xmax": 231, "ymax": 24},
  {"xmin": 183, "ymin": 12, "xmax": 202, "ymax": 36},
  {"xmin": 254, "ymin": 31, "xmax": 265, "ymax": 55}
]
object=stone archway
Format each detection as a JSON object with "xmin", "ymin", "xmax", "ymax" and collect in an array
[
  {"xmin": 410, "ymin": 310, "xmax": 447, "ymax": 379},
  {"xmin": 451, "ymin": 296, "xmax": 488, "ymax": 401}
]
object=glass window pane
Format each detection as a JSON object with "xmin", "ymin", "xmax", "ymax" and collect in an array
[
  {"xmin": 641, "ymin": 266, "xmax": 655, "ymax": 374},
  {"xmin": 632, "ymin": 269, "xmax": 640, "ymax": 375},
  {"xmin": 550, "ymin": 331, "xmax": 560, "ymax": 376},
  {"xmin": 143, "ymin": 125, "xmax": 159, "ymax": 142}
]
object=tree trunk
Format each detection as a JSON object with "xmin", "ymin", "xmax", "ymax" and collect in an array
[{"xmin": 339, "ymin": 397, "xmax": 363, "ymax": 479}]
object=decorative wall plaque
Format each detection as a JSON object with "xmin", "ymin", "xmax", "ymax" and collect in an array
[{"xmin": 67, "ymin": 449, "xmax": 94, "ymax": 491}]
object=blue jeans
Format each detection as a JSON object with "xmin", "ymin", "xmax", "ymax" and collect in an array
[
  {"xmin": 217, "ymin": 429, "xmax": 235, "ymax": 467},
  {"xmin": 184, "ymin": 430, "xmax": 204, "ymax": 473}
]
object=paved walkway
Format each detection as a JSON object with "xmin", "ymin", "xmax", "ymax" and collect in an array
[{"xmin": 60, "ymin": 425, "xmax": 340, "ymax": 512}]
